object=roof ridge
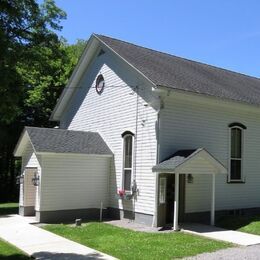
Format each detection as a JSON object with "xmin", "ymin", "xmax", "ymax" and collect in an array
[
  {"xmin": 25, "ymin": 126, "xmax": 98, "ymax": 135},
  {"xmin": 95, "ymin": 34, "xmax": 260, "ymax": 82}
]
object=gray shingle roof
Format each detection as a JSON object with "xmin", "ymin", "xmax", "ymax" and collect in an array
[
  {"xmin": 25, "ymin": 127, "xmax": 112, "ymax": 155},
  {"xmin": 96, "ymin": 34, "xmax": 260, "ymax": 106},
  {"xmin": 152, "ymin": 149, "xmax": 201, "ymax": 172}
]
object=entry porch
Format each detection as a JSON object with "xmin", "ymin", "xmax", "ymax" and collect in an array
[{"xmin": 152, "ymin": 148, "xmax": 227, "ymax": 230}]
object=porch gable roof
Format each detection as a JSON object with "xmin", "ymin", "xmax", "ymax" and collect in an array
[{"xmin": 152, "ymin": 148, "xmax": 227, "ymax": 175}]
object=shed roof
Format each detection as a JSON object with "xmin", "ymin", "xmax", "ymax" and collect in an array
[
  {"xmin": 96, "ymin": 34, "xmax": 260, "ymax": 106},
  {"xmin": 14, "ymin": 127, "xmax": 112, "ymax": 156}
]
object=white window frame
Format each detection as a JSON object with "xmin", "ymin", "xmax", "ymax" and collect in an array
[
  {"xmin": 122, "ymin": 133, "xmax": 134, "ymax": 192},
  {"xmin": 159, "ymin": 177, "xmax": 167, "ymax": 204},
  {"xmin": 228, "ymin": 126, "xmax": 244, "ymax": 182}
]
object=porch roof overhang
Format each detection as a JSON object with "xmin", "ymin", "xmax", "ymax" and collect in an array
[{"xmin": 152, "ymin": 148, "xmax": 227, "ymax": 175}]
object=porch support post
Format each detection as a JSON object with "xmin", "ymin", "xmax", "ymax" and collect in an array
[
  {"xmin": 211, "ymin": 174, "xmax": 215, "ymax": 226},
  {"xmin": 173, "ymin": 173, "xmax": 179, "ymax": 231},
  {"xmin": 152, "ymin": 172, "xmax": 159, "ymax": 227}
]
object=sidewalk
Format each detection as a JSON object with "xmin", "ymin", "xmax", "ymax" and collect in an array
[
  {"xmin": 182, "ymin": 223, "xmax": 260, "ymax": 246},
  {"xmin": 0, "ymin": 214, "xmax": 116, "ymax": 259}
]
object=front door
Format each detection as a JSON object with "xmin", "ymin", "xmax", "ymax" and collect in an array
[{"xmin": 23, "ymin": 168, "xmax": 37, "ymax": 216}]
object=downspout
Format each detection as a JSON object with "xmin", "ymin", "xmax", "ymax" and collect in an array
[
  {"xmin": 132, "ymin": 86, "xmax": 139, "ymax": 215},
  {"xmin": 152, "ymin": 96, "xmax": 162, "ymax": 227},
  {"xmin": 152, "ymin": 86, "xmax": 167, "ymax": 227}
]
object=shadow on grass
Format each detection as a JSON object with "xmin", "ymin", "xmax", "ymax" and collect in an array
[
  {"xmin": 0, "ymin": 253, "xmax": 29, "ymax": 260},
  {"xmin": 0, "ymin": 207, "xmax": 18, "ymax": 216},
  {"xmin": 216, "ymin": 215, "xmax": 260, "ymax": 230},
  {"xmin": 33, "ymin": 251, "xmax": 110, "ymax": 259}
]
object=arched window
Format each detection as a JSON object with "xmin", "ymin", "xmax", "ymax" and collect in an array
[
  {"xmin": 229, "ymin": 123, "xmax": 245, "ymax": 182},
  {"xmin": 122, "ymin": 132, "xmax": 134, "ymax": 191}
]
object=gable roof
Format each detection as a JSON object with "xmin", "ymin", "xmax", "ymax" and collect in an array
[
  {"xmin": 96, "ymin": 34, "xmax": 260, "ymax": 106},
  {"xmin": 14, "ymin": 127, "xmax": 112, "ymax": 156},
  {"xmin": 51, "ymin": 33, "xmax": 260, "ymax": 121},
  {"xmin": 152, "ymin": 148, "xmax": 227, "ymax": 174}
]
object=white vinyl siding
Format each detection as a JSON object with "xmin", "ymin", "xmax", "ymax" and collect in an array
[
  {"xmin": 60, "ymin": 50, "xmax": 158, "ymax": 215},
  {"xmin": 40, "ymin": 154, "xmax": 110, "ymax": 211},
  {"xmin": 160, "ymin": 93, "xmax": 260, "ymax": 213}
]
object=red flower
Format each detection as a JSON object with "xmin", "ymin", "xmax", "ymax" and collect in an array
[{"xmin": 117, "ymin": 189, "xmax": 125, "ymax": 196}]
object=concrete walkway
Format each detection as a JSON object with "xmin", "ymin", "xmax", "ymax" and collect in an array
[
  {"xmin": 184, "ymin": 245, "xmax": 260, "ymax": 260},
  {"xmin": 0, "ymin": 214, "xmax": 116, "ymax": 260},
  {"xmin": 182, "ymin": 223, "xmax": 260, "ymax": 246}
]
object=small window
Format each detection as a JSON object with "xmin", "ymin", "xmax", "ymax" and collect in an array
[
  {"xmin": 159, "ymin": 177, "xmax": 167, "ymax": 204},
  {"xmin": 122, "ymin": 133, "xmax": 134, "ymax": 191},
  {"xmin": 229, "ymin": 125, "xmax": 245, "ymax": 182},
  {"xmin": 95, "ymin": 74, "xmax": 105, "ymax": 94}
]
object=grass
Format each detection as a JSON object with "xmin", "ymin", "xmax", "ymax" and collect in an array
[
  {"xmin": 44, "ymin": 222, "xmax": 230, "ymax": 260},
  {"xmin": 0, "ymin": 239, "xmax": 29, "ymax": 260},
  {"xmin": 217, "ymin": 215, "xmax": 260, "ymax": 236},
  {"xmin": 0, "ymin": 203, "xmax": 19, "ymax": 216}
]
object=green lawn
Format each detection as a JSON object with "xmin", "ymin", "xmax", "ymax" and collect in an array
[
  {"xmin": 217, "ymin": 215, "xmax": 260, "ymax": 236},
  {"xmin": 0, "ymin": 203, "xmax": 19, "ymax": 216},
  {"xmin": 0, "ymin": 239, "xmax": 29, "ymax": 260},
  {"xmin": 44, "ymin": 222, "xmax": 230, "ymax": 260}
]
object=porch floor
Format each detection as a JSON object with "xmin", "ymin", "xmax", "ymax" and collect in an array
[{"xmin": 182, "ymin": 223, "xmax": 260, "ymax": 246}]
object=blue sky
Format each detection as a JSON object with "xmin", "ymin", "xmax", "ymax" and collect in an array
[{"xmin": 53, "ymin": 0, "xmax": 260, "ymax": 77}]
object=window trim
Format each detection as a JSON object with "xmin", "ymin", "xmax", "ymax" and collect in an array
[
  {"xmin": 228, "ymin": 125, "xmax": 245, "ymax": 183},
  {"xmin": 159, "ymin": 177, "xmax": 167, "ymax": 204},
  {"xmin": 121, "ymin": 132, "xmax": 134, "ymax": 192}
]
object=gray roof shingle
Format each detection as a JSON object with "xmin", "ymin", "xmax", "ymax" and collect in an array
[
  {"xmin": 96, "ymin": 34, "xmax": 260, "ymax": 106},
  {"xmin": 25, "ymin": 127, "xmax": 112, "ymax": 155},
  {"xmin": 152, "ymin": 149, "xmax": 200, "ymax": 172}
]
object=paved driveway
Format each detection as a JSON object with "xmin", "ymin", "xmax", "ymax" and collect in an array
[{"xmin": 0, "ymin": 214, "xmax": 116, "ymax": 260}]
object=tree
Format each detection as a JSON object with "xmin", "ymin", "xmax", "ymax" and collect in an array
[
  {"xmin": 0, "ymin": 0, "xmax": 66, "ymax": 123},
  {"xmin": 0, "ymin": 0, "xmax": 85, "ymax": 202},
  {"xmin": 18, "ymin": 39, "xmax": 86, "ymax": 126}
]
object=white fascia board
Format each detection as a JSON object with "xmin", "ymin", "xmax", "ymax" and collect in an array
[
  {"xmin": 50, "ymin": 36, "xmax": 99, "ymax": 121},
  {"xmin": 13, "ymin": 130, "xmax": 31, "ymax": 157},
  {"xmin": 158, "ymin": 85, "xmax": 260, "ymax": 114},
  {"xmin": 13, "ymin": 128, "xmax": 26, "ymax": 157},
  {"xmin": 51, "ymin": 34, "xmax": 158, "ymax": 121},
  {"xmin": 175, "ymin": 149, "xmax": 227, "ymax": 175},
  {"xmin": 13, "ymin": 130, "xmax": 37, "ymax": 158}
]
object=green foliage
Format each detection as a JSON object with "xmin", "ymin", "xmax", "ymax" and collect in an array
[
  {"xmin": 0, "ymin": 0, "xmax": 66, "ymax": 123},
  {"xmin": 0, "ymin": 0, "xmax": 86, "ymax": 202},
  {"xmin": 45, "ymin": 222, "xmax": 230, "ymax": 260},
  {"xmin": 18, "ymin": 38, "xmax": 86, "ymax": 126}
]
